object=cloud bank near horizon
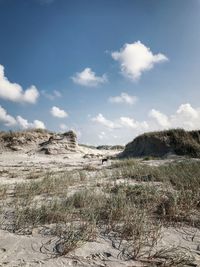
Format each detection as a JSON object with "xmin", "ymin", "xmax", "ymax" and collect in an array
[{"xmin": 1, "ymin": 103, "xmax": 200, "ymax": 144}]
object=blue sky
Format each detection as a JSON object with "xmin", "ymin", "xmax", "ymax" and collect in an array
[{"xmin": 0, "ymin": 0, "xmax": 200, "ymax": 145}]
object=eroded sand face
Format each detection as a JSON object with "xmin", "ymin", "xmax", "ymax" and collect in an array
[{"xmin": 0, "ymin": 149, "xmax": 200, "ymax": 267}]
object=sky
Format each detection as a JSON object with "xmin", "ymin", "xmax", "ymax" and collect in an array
[{"xmin": 0, "ymin": 0, "xmax": 200, "ymax": 145}]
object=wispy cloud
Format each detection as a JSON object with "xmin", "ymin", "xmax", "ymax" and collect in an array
[
  {"xmin": 109, "ymin": 92, "xmax": 138, "ymax": 105},
  {"xmin": 72, "ymin": 68, "xmax": 107, "ymax": 87},
  {"xmin": 41, "ymin": 90, "xmax": 62, "ymax": 100},
  {"xmin": 112, "ymin": 41, "xmax": 168, "ymax": 81}
]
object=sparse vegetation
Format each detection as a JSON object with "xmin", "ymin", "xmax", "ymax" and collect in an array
[
  {"xmin": 0, "ymin": 147, "xmax": 200, "ymax": 266},
  {"xmin": 121, "ymin": 128, "xmax": 200, "ymax": 158},
  {"xmin": 97, "ymin": 145, "xmax": 125, "ymax": 150}
]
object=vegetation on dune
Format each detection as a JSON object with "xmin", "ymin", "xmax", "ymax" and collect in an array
[
  {"xmin": 97, "ymin": 145, "xmax": 125, "ymax": 150},
  {"xmin": 121, "ymin": 128, "xmax": 200, "ymax": 158}
]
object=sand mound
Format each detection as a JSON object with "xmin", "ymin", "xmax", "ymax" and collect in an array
[
  {"xmin": 120, "ymin": 129, "xmax": 200, "ymax": 158},
  {"xmin": 39, "ymin": 131, "xmax": 78, "ymax": 154},
  {"xmin": 0, "ymin": 129, "xmax": 78, "ymax": 154},
  {"xmin": 0, "ymin": 129, "xmax": 52, "ymax": 152}
]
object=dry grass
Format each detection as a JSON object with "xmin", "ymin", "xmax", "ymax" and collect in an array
[
  {"xmin": 110, "ymin": 159, "xmax": 200, "ymax": 226},
  {"xmin": 0, "ymin": 158, "xmax": 199, "ymax": 265},
  {"xmin": 15, "ymin": 171, "xmax": 79, "ymax": 199},
  {"xmin": 9, "ymin": 159, "xmax": 200, "ymax": 227},
  {"xmin": 0, "ymin": 184, "xmax": 8, "ymax": 201}
]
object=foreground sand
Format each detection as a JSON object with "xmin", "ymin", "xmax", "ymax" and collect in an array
[
  {"xmin": 0, "ymin": 149, "xmax": 200, "ymax": 266},
  {"xmin": 0, "ymin": 227, "xmax": 200, "ymax": 267}
]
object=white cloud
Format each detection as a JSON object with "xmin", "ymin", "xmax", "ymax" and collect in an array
[
  {"xmin": 33, "ymin": 120, "xmax": 46, "ymax": 129},
  {"xmin": 0, "ymin": 106, "xmax": 45, "ymax": 129},
  {"xmin": 16, "ymin": 116, "xmax": 29, "ymax": 129},
  {"xmin": 170, "ymin": 103, "xmax": 200, "ymax": 129},
  {"xmin": 84, "ymin": 103, "xmax": 200, "ymax": 145},
  {"xmin": 0, "ymin": 65, "xmax": 39, "ymax": 103},
  {"xmin": 90, "ymin": 113, "xmax": 149, "ymax": 145},
  {"xmin": 23, "ymin": 86, "xmax": 39, "ymax": 104},
  {"xmin": 16, "ymin": 116, "xmax": 46, "ymax": 129},
  {"xmin": 50, "ymin": 106, "xmax": 68, "ymax": 118},
  {"xmin": 92, "ymin": 113, "xmax": 148, "ymax": 131},
  {"xmin": 149, "ymin": 109, "xmax": 171, "ymax": 128},
  {"xmin": 0, "ymin": 106, "xmax": 16, "ymax": 126},
  {"xmin": 92, "ymin": 113, "xmax": 118, "ymax": 129},
  {"xmin": 119, "ymin": 117, "xmax": 149, "ymax": 130},
  {"xmin": 111, "ymin": 41, "xmax": 168, "ymax": 80},
  {"xmin": 149, "ymin": 103, "xmax": 200, "ymax": 131},
  {"xmin": 109, "ymin": 92, "xmax": 138, "ymax": 105},
  {"xmin": 176, "ymin": 103, "xmax": 198, "ymax": 119},
  {"xmin": 72, "ymin": 68, "xmax": 107, "ymax": 87},
  {"xmin": 92, "ymin": 104, "xmax": 200, "ymax": 142},
  {"xmin": 41, "ymin": 90, "xmax": 62, "ymax": 100}
]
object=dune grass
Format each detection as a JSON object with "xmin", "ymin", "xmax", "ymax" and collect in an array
[{"xmin": 0, "ymin": 158, "xmax": 199, "ymax": 264}]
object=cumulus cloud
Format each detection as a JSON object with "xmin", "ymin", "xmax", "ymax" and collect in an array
[
  {"xmin": 119, "ymin": 117, "xmax": 149, "ymax": 130},
  {"xmin": 149, "ymin": 103, "xmax": 200, "ymax": 131},
  {"xmin": 16, "ymin": 116, "xmax": 29, "ymax": 129},
  {"xmin": 90, "ymin": 113, "xmax": 149, "ymax": 145},
  {"xmin": 16, "ymin": 116, "xmax": 46, "ymax": 129},
  {"xmin": 111, "ymin": 41, "xmax": 168, "ymax": 80},
  {"xmin": 33, "ymin": 120, "xmax": 46, "ymax": 129},
  {"xmin": 170, "ymin": 103, "xmax": 200, "ymax": 129},
  {"xmin": 85, "ymin": 103, "xmax": 200, "ymax": 145},
  {"xmin": 84, "ymin": 103, "xmax": 200, "ymax": 145},
  {"xmin": 109, "ymin": 92, "xmax": 138, "ymax": 105},
  {"xmin": 72, "ymin": 68, "xmax": 107, "ymax": 87},
  {"xmin": 41, "ymin": 90, "xmax": 62, "ymax": 100},
  {"xmin": 149, "ymin": 109, "xmax": 170, "ymax": 128},
  {"xmin": 176, "ymin": 103, "xmax": 198, "ymax": 119},
  {"xmin": 92, "ymin": 113, "xmax": 148, "ymax": 131},
  {"xmin": 92, "ymin": 113, "xmax": 118, "ymax": 129},
  {"xmin": 0, "ymin": 106, "xmax": 16, "ymax": 126},
  {"xmin": 0, "ymin": 65, "xmax": 39, "ymax": 103},
  {"xmin": 0, "ymin": 106, "xmax": 45, "ymax": 129},
  {"xmin": 50, "ymin": 106, "xmax": 68, "ymax": 118},
  {"xmin": 93, "ymin": 103, "xmax": 200, "ymax": 137}
]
